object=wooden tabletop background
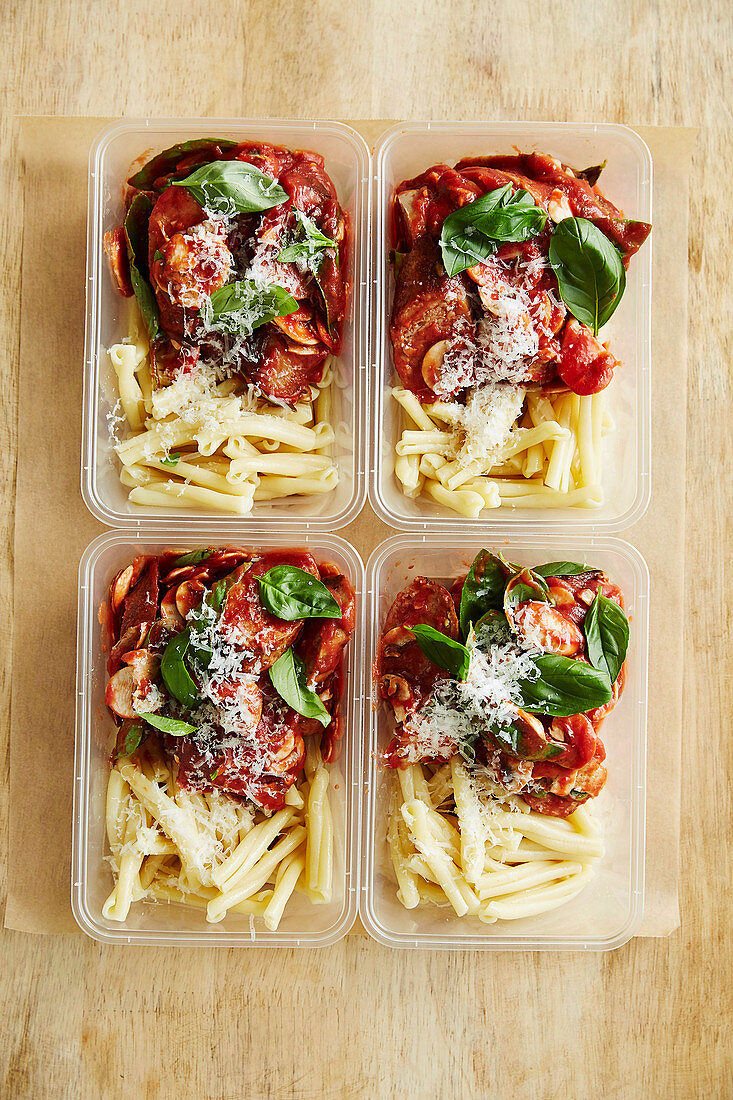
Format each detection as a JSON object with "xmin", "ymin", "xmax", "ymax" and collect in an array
[{"xmin": 1, "ymin": 2, "xmax": 731, "ymax": 1097}]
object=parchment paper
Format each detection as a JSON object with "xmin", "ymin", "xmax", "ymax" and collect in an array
[{"xmin": 7, "ymin": 118, "xmax": 694, "ymax": 936}]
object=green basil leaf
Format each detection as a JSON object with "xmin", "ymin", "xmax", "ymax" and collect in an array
[
  {"xmin": 171, "ymin": 160, "xmax": 288, "ymax": 216},
  {"xmin": 569, "ymin": 788, "xmax": 592, "ymax": 802},
  {"xmin": 258, "ymin": 565, "xmax": 341, "ymax": 621},
  {"xmin": 210, "ymin": 579, "xmax": 227, "ymax": 613},
  {"xmin": 439, "ymin": 186, "xmax": 548, "ymax": 277},
  {"xmin": 504, "ymin": 568, "xmax": 549, "ymax": 614},
  {"xmin": 268, "ymin": 648, "xmax": 331, "ymax": 726},
  {"xmin": 128, "ymin": 139, "xmax": 238, "ymax": 191},
  {"xmin": 136, "ymin": 712, "xmax": 198, "ymax": 737},
  {"xmin": 519, "ymin": 655, "xmax": 612, "ymax": 717},
  {"xmin": 488, "ymin": 718, "xmax": 562, "ymax": 762},
  {"xmin": 533, "ymin": 561, "xmax": 589, "ymax": 578},
  {"xmin": 201, "ymin": 280, "xmax": 298, "ymax": 338},
  {"xmin": 548, "ymin": 216, "xmax": 626, "ymax": 335},
  {"xmin": 408, "ymin": 625, "xmax": 470, "ymax": 682},
  {"xmin": 472, "ymin": 609, "xmax": 512, "ymax": 646},
  {"xmin": 153, "ymin": 249, "xmax": 164, "ymax": 263},
  {"xmin": 160, "ymin": 452, "xmax": 181, "ymax": 468},
  {"xmin": 276, "ymin": 207, "xmax": 337, "ymax": 264},
  {"xmin": 389, "ymin": 249, "xmax": 406, "ymax": 276},
  {"xmin": 160, "ymin": 629, "xmax": 201, "ymax": 708},
  {"xmin": 575, "ymin": 161, "xmax": 606, "ymax": 187},
  {"xmin": 458, "ymin": 731, "xmax": 478, "ymax": 765},
  {"xmin": 583, "ymin": 593, "xmax": 629, "ymax": 684},
  {"xmin": 173, "ymin": 549, "xmax": 213, "ymax": 567},
  {"xmin": 114, "ymin": 722, "xmax": 144, "ymax": 761},
  {"xmin": 124, "ymin": 194, "xmax": 160, "ymax": 341},
  {"xmin": 459, "ymin": 549, "xmax": 514, "ymax": 637}
]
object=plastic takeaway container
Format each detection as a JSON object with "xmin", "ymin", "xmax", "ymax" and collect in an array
[
  {"xmin": 83, "ymin": 118, "xmax": 370, "ymax": 529},
  {"xmin": 370, "ymin": 121, "xmax": 652, "ymax": 531},
  {"xmin": 361, "ymin": 533, "xmax": 648, "ymax": 950},
  {"xmin": 73, "ymin": 528, "xmax": 365, "ymax": 946}
]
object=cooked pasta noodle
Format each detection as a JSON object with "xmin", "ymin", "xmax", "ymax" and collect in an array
[
  {"xmin": 107, "ymin": 305, "xmax": 340, "ymax": 514},
  {"xmin": 103, "ymin": 740, "xmax": 336, "ymax": 931},
  {"xmin": 392, "ymin": 385, "xmax": 610, "ymax": 517},
  {"xmin": 387, "ymin": 760, "xmax": 603, "ymax": 922}
]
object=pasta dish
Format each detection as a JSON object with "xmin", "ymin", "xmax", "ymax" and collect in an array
[
  {"xmin": 378, "ymin": 549, "xmax": 628, "ymax": 922},
  {"xmin": 101, "ymin": 546, "xmax": 355, "ymax": 929},
  {"xmin": 103, "ymin": 139, "xmax": 349, "ymax": 512},
  {"xmin": 389, "ymin": 153, "xmax": 651, "ymax": 515}
]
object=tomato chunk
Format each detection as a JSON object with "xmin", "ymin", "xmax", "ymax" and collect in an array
[{"xmin": 557, "ymin": 318, "xmax": 618, "ymax": 395}]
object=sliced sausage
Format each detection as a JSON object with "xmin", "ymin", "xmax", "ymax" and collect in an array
[{"xmin": 389, "ymin": 236, "xmax": 472, "ymax": 400}]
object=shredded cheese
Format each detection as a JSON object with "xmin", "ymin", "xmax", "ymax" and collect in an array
[{"xmin": 436, "ymin": 381, "xmax": 526, "ymax": 471}]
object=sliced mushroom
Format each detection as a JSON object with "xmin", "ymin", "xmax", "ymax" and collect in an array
[
  {"xmin": 110, "ymin": 566, "xmax": 134, "ymax": 615},
  {"xmin": 105, "ymin": 666, "xmax": 137, "ymax": 719},
  {"xmin": 547, "ymin": 188, "xmax": 573, "ymax": 223},
  {"xmin": 421, "ymin": 339, "xmax": 449, "ymax": 391},
  {"xmin": 272, "ymin": 308, "xmax": 319, "ymax": 346},
  {"xmin": 160, "ymin": 587, "xmax": 185, "ymax": 632},
  {"xmin": 176, "ymin": 579, "xmax": 206, "ymax": 618}
]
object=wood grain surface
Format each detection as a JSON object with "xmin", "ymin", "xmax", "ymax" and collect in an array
[{"xmin": 1, "ymin": 2, "xmax": 731, "ymax": 1097}]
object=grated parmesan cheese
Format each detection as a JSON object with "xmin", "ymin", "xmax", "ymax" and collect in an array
[
  {"xmin": 436, "ymin": 381, "xmax": 526, "ymax": 472},
  {"xmin": 436, "ymin": 252, "xmax": 555, "ymax": 393},
  {"xmin": 399, "ymin": 627, "xmax": 541, "ymax": 766}
]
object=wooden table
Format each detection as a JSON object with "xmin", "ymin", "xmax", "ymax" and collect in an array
[{"xmin": 1, "ymin": 3, "xmax": 730, "ymax": 1097}]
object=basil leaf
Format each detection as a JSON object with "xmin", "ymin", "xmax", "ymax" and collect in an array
[
  {"xmin": 173, "ymin": 549, "xmax": 213, "ymax": 567},
  {"xmin": 114, "ymin": 722, "xmax": 144, "ymax": 761},
  {"xmin": 201, "ymin": 280, "xmax": 298, "ymax": 338},
  {"xmin": 124, "ymin": 194, "xmax": 160, "ymax": 341},
  {"xmin": 171, "ymin": 160, "xmax": 288, "ymax": 216},
  {"xmin": 389, "ymin": 249, "xmax": 406, "ymax": 276},
  {"xmin": 458, "ymin": 731, "xmax": 478, "ymax": 765},
  {"xmin": 439, "ymin": 186, "xmax": 548, "ymax": 277},
  {"xmin": 459, "ymin": 549, "xmax": 514, "ymax": 637},
  {"xmin": 128, "ymin": 139, "xmax": 237, "ymax": 191},
  {"xmin": 136, "ymin": 712, "xmax": 198, "ymax": 737},
  {"xmin": 472, "ymin": 609, "xmax": 512, "ymax": 646},
  {"xmin": 408, "ymin": 625, "xmax": 470, "ymax": 682},
  {"xmin": 576, "ymin": 161, "xmax": 606, "ymax": 187},
  {"xmin": 153, "ymin": 249, "xmax": 164, "ymax": 263},
  {"xmin": 210, "ymin": 579, "xmax": 227, "ymax": 613},
  {"xmin": 269, "ymin": 648, "xmax": 331, "ymax": 726},
  {"xmin": 519, "ymin": 655, "xmax": 612, "ymax": 717},
  {"xmin": 160, "ymin": 629, "xmax": 201, "ymax": 708},
  {"xmin": 534, "ymin": 561, "xmax": 589, "ymax": 578},
  {"xmin": 258, "ymin": 565, "xmax": 341, "ymax": 621},
  {"xmin": 504, "ymin": 568, "xmax": 549, "ymax": 613},
  {"xmin": 160, "ymin": 452, "xmax": 181, "ymax": 468},
  {"xmin": 549, "ymin": 216, "xmax": 626, "ymax": 335},
  {"xmin": 583, "ymin": 593, "xmax": 629, "ymax": 684},
  {"xmin": 277, "ymin": 207, "xmax": 337, "ymax": 264},
  {"xmin": 569, "ymin": 788, "xmax": 591, "ymax": 802}
]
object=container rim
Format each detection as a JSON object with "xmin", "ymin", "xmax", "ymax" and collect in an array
[
  {"xmin": 82, "ymin": 116, "xmax": 370, "ymax": 531},
  {"xmin": 73, "ymin": 526, "xmax": 365, "ymax": 945},
  {"xmin": 369, "ymin": 120, "xmax": 652, "ymax": 533},
  {"xmin": 360, "ymin": 531, "xmax": 648, "ymax": 950}
]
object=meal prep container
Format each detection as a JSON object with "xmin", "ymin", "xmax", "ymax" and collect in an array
[
  {"xmin": 73, "ymin": 528, "xmax": 365, "ymax": 946},
  {"xmin": 361, "ymin": 533, "xmax": 648, "ymax": 950},
  {"xmin": 370, "ymin": 122, "xmax": 653, "ymax": 531},
  {"xmin": 83, "ymin": 118, "xmax": 370, "ymax": 530}
]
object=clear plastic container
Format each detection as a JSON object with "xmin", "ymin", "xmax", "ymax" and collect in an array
[
  {"xmin": 83, "ymin": 118, "xmax": 370, "ymax": 530},
  {"xmin": 73, "ymin": 528, "xmax": 365, "ymax": 946},
  {"xmin": 361, "ymin": 533, "xmax": 648, "ymax": 950},
  {"xmin": 370, "ymin": 122, "xmax": 652, "ymax": 531}
]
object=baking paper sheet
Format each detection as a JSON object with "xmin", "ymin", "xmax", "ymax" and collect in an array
[{"xmin": 7, "ymin": 118, "xmax": 694, "ymax": 936}]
